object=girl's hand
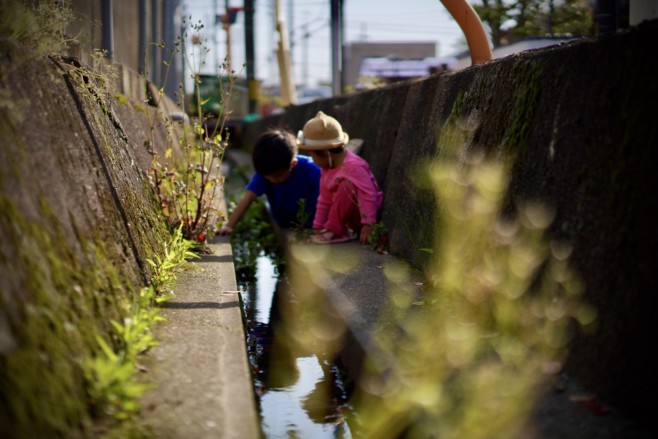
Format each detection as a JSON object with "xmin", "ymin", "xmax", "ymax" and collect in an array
[
  {"xmin": 219, "ymin": 225, "xmax": 234, "ymax": 236},
  {"xmin": 359, "ymin": 224, "xmax": 372, "ymax": 245}
]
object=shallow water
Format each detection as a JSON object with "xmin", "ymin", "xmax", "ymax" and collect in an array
[{"xmin": 241, "ymin": 255, "xmax": 354, "ymax": 438}]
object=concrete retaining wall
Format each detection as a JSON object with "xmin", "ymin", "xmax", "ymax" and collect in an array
[
  {"xmin": 0, "ymin": 37, "xmax": 172, "ymax": 436},
  {"xmin": 240, "ymin": 19, "xmax": 658, "ymax": 424}
]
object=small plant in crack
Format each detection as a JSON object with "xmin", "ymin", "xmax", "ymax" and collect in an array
[{"xmin": 144, "ymin": 17, "xmax": 247, "ymax": 244}]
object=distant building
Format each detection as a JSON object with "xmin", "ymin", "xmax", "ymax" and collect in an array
[
  {"xmin": 347, "ymin": 36, "xmax": 585, "ymax": 89},
  {"xmin": 343, "ymin": 41, "xmax": 436, "ymax": 90},
  {"xmin": 357, "ymin": 56, "xmax": 457, "ymax": 88}
]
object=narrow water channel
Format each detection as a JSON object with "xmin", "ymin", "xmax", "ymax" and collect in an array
[{"xmin": 239, "ymin": 254, "xmax": 355, "ymax": 438}]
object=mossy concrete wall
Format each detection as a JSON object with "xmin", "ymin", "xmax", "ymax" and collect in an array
[
  {"xmin": 0, "ymin": 38, "xmax": 173, "ymax": 437},
  {"xmin": 241, "ymin": 20, "xmax": 658, "ymax": 424}
]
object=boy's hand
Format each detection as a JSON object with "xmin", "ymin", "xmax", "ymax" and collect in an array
[
  {"xmin": 359, "ymin": 224, "xmax": 372, "ymax": 245},
  {"xmin": 219, "ymin": 225, "xmax": 234, "ymax": 236}
]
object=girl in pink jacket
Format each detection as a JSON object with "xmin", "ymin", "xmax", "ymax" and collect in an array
[{"xmin": 297, "ymin": 111, "xmax": 383, "ymax": 245}]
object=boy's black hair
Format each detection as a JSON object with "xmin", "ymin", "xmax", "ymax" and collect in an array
[{"xmin": 252, "ymin": 129, "xmax": 297, "ymax": 176}]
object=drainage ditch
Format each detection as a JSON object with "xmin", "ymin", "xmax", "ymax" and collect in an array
[{"xmin": 230, "ymin": 199, "xmax": 356, "ymax": 438}]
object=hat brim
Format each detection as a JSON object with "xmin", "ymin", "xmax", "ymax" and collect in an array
[{"xmin": 297, "ymin": 133, "xmax": 349, "ymax": 150}]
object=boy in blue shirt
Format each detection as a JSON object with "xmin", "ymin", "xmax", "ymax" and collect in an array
[{"xmin": 219, "ymin": 129, "xmax": 320, "ymax": 235}]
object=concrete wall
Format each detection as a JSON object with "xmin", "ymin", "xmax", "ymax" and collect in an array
[
  {"xmin": 240, "ymin": 19, "xmax": 658, "ymax": 424},
  {"xmin": 66, "ymin": 0, "xmax": 183, "ymax": 100},
  {"xmin": 0, "ymin": 36, "xmax": 173, "ymax": 436}
]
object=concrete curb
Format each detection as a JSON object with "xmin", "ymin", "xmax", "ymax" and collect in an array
[
  {"xmin": 286, "ymin": 239, "xmax": 424, "ymax": 388},
  {"xmin": 138, "ymin": 236, "xmax": 260, "ymax": 438}
]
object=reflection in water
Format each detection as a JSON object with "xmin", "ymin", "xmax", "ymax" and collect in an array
[{"xmin": 242, "ymin": 256, "xmax": 353, "ymax": 438}]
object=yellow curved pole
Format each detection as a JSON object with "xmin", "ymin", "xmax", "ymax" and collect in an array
[{"xmin": 439, "ymin": 0, "xmax": 493, "ymax": 65}]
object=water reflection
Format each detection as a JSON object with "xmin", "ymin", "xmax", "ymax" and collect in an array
[{"xmin": 242, "ymin": 255, "xmax": 353, "ymax": 438}]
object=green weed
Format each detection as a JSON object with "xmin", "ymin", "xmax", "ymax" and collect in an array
[
  {"xmin": 369, "ymin": 221, "xmax": 389, "ymax": 253},
  {"xmin": 0, "ymin": 0, "xmax": 74, "ymax": 56},
  {"xmin": 285, "ymin": 153, "xmax": 594, "ymax": 438},
  {"xmin": 146, "ymin": 224, "xmax": 200, "ymax": 295},
  {"xmin": 84, "ymin": 226, "xmax": 198, "ymax": 427},
  {"xmin": 353, "ymin": 156, "xmax": 592, "ymax": 438},
  {"xmin": 292, "ymin": 198, "xmax": 312, "ymax": 240},
  {"xmin": 146, "ymin": 18, "xmax": 246, "ymax": 243}
]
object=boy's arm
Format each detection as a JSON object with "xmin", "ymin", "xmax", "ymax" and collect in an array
[{"xmin": 219, "ymin": 190, "xmax": 258, "ymax": 235}]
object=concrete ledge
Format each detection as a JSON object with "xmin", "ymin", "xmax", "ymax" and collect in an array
[
  {"xmin": 285, "ymin": 239, "xmax": 424, "ymax": 389},
  {"xmin": 323, "ymin": 243, "xmax": 421, "ymax": 383},
  {"xmin": 139, "ymin": 236, "xmax": 260, "ymax": 438}
]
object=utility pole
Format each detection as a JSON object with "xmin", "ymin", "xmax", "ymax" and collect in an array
[
  {"xmin": 224, "ymin": 0, "xmax": 231, "ymax": 72},
  {"xmin": 138, "ymin": 0, "xmax": 146, "ymax": 74},
  {"xmin": 330, "ymin": 0, "xmax": 343, "ymax": 95},
  {"xmin": 213, "ymin": 0, "xmax": 218, "ymax": 74},
  {"xmin": 151, "ymin": 0, "xmax": 159, "ymax": 85},
  {"xmin": 275, "ymin": 0, "xmax": 297, "ymax": 105},
  {"xmin": 244, "ymin": 0, "xmax": 258, "ymax": 114},
  {"xmin": 302, "ymin": 20, "xmax": 309, "ymax": 87},
  {"xmin": 180, "ymin": 3, "xmax": 186, "ymax": 96},
  {"xmin": 548, "ymin": 0, "xmax": 555, "ymax": 35},
  {"xmin": 101, "ymin": 0, "xmax": 114, "ymax": 59},
  {"xmin": 288, "ymin": 0, "xmax": 294, "ymax": 65},
  {"xmin": 219, "ymin": 2, "xmax": 243, "ymax": 74},
  {"xmin": 212, "ymin": 0, "xmax": 219, "ymax": 75}
]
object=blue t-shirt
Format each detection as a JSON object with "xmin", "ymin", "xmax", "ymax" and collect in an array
[{"xmin": 246, "ymin": 155, "xmax": 320, "ymax": 228}]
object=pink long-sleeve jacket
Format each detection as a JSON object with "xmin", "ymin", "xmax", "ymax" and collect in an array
[{"xmin": 313, "ymin": 150, "xmax": 383, "ymax": 229}]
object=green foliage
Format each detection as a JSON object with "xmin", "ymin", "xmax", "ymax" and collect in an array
[
  {"xmin": 85, "ymin": 226, "xmax": 198, "ymax": 427},
  {"xmin": 292, "ymin": 198, "xmax": 312, "ymax": 240},
  {"xmin": 147, "ymin": 18, "xmax": 238, "ymax": 243},
  {"xmin": 85, "ymin": 334, "xmax": 152, "ymax": 422},
  {"xmin": 148, "ymin": 133, "xmax": 226, "ymax": 242},
  {"xmin": 501, "ymin": 60, "xmax": 543, "ymax": 153},
  {"xmin": 283, "ymin": 124, "xmax": 593, "ymax": 437},
  {"xmin": 369, "ymin": 221, "xmax": 390, "ymax": 253},
  {"xmin": 471, "ymin": 0, "xmax": 594, "ymax": 47},
  {"xmin": 1, "ymin": 5, "xmax": 197, "ymax": 435},
  {"xmin": 114, "ymin": 93, "xmax": 129, "ymax": 105},
  {"xmin": 512, "ymin": 0, "xmax": 594, "ymax": 37},
  {"xmin": 351, "ymin": 154, "xmax": 592, "ymax": 438},
  {"xmin": 146, "ymin": 224, "xmax": 200, "ymax": 295},
  {"xmin": 0, "ymin": 195, "xmax": 132, "ymax": 438},
  {"xmin": 0, "ymin": 0, "xmax": 74, "ymax": 56},
  {"xmin": 549, "ymin": 0, "xmax": 594, "ymax": 35}
]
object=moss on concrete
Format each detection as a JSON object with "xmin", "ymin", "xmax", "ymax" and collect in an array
[
  {"xmin": 0, "ymin": 39, "xmax": 172, "ymax": 437},
  {"xmin": 0, "ymin": 194, "xmax": 136, "ymax": 437},
  {"xmin": 500, "ymin": 60, "xmax": 543, "ymax": 155}
]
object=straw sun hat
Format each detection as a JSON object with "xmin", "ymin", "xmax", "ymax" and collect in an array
[{"xmin": 296, "ymin": 111, "xmax": 349, "ymax": 151}]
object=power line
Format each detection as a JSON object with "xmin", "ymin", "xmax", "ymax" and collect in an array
[{"xmin": 345, "ymin": 22, "xmax": 459, "ymax": 35}]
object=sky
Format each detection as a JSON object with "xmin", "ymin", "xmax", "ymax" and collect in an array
[{"xmin": 182, "ymin": 0, "xmax": 468, "ymax": 88}]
